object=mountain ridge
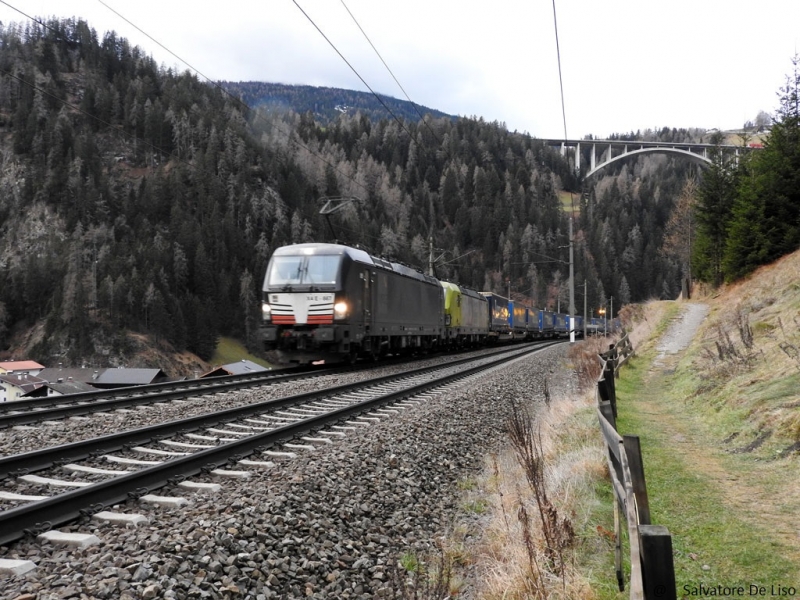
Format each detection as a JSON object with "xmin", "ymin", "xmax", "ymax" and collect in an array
[{"xmin": 218, "ymin": 81, "xmax": 457, "ymax": 125}]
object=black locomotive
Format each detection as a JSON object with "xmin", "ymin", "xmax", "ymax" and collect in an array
[
  {"xmin": 262, "ymin": 243, "xmax": 601, "ymax": 364},
  {"xmin": 261, "ymin": 243, "xmax": 443, "ymax": 363}
]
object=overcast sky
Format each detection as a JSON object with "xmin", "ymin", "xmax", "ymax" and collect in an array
[{"xmin": 2, "ymin": 1, "xmax": 799, "ymax": 139}]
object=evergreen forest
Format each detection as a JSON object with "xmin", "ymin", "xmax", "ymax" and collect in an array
[
  {"xmin": 0, "ymin": 18, "xmax": 797, "ymax": 372},
  {"xmin": 218, "ymin": 81, "xmax": 455, "ymax": 127},
  {"xmin": 692, "ymin": 55, "xmax": 800, "ymax": 285}
]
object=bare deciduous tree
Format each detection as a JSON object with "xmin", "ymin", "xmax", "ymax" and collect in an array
[{"xmin": 661, "ymin": 177, "xmax": 697, "ymax": 285}]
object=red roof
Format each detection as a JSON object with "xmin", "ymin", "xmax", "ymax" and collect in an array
[{"xmin": 0, "ymin": 360, "xmax": 45, "ymax": 372}]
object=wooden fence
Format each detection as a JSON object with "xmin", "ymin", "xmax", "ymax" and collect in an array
[{"xmin": 597, "ymin": 335, "xmax": 676, "ymax": 600}]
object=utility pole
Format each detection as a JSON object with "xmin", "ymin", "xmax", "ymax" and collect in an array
[
  {"xmin": 428, "ymin": 236, "xmax": 434, "ymax": 277},
  {"xmin": 568, "ymin": 217, "xmax": 575, "ymax": 343},
  {"xmin": 583, "ymin": 279, "xmax": 587, "ymax": 339},
  {"xmin": 92, "ymin": 246, "xmax": 97, "ymax": 310},
  {"xmin": 610, "ymin": 296, "xmax": 614, "ymax": 333}
]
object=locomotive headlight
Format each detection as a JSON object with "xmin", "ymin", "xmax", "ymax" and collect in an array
[
  {"xmin": 334, "ymin": 301, "xmax": 349, "ymax": 320},
  {"xmin": 261, "ymin": 302, "xmax": 272, "ymax": 321}
]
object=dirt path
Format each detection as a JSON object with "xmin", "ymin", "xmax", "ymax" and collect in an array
[{"xmin": 637, "ymin": 302, "xmax": 800, "ymax": 567}]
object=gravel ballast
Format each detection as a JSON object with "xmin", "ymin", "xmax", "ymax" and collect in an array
[
  {"xmin": 0, "ymin": 351, "xmax": 507, "ymax": 458},
  {"xmin": 0, "ymin": 344, "xmax": 572, "ymax": 599}
]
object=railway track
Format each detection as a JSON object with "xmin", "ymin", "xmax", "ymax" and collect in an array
[
  {"xmin": 0, "ymin": 342, "xmax": 559, "ymax": 548},
  {"xmin": 0, "ymin": 364, "xmax": 338, "ymax": 428},
  {"xmin": 0, "ymin": 344, "xmax": 532, "ymax": 431}
]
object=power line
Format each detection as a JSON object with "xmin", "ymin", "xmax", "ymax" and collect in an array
[
  {"xmin": 338, "ymin": 0, "xmax": 442, "ymax": 145},
  {"xmin": 292, "ymin": 0, "xmax": 417, "ymax": 143},
  {"xmin": 0, "ymin": 0, "xmax": 197, "ymax": 170},
  {"xmin": 97, "ymin": 1, "xmax": 251, "ymax": 116},
  {"xmin": 0, "ymin": 0, "xmax": 60, "ymax": 35},
  {"xmin": 0, "ymin": 0, "xmax": 370, "ymax": 196},
  {"xmin": 93, "ymin": 0, "xmax": 371, "ymax": 195},
  {"xmin": 551, "ymin": 0, "xmax": 568, "ymax": 142}
]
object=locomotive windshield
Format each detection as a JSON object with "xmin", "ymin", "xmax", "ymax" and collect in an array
[{"xmin": 268, "ymin": 254, "xmax": 341, "ymax": 286}]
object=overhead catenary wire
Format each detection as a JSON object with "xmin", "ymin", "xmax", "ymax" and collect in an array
[
  {"xmin": 551, "ymin": 0, "xmax": 568, "ymax": 143},
  {"xmin": 550, "ymin": 0, "xmax": 576, "ymax": 209},
  {"xmin": 292, "ymin": 0, "xmax": 418, "ymax": 144},
  {"xmin": 92, "ymin": 0, "xmax": 371, "ymax": 195},
  {"xmin": 0, "ymin": 0, "xmax": 371, "ymax": 196},
  {"xmin": 0, "ymin": 0, "xmax": 60, "ymax": 35},
  {"xmin": 338, "ymin": 0, "xmax": 442, "ymax": 146},
  {"xmin": 302, "ymin": 0, "xmax": 451, "ymax": 247}
]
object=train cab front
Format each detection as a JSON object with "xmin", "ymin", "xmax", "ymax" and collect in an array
[{"xmin": 260, "ymin": 245, "xmax": 351, "ymax": 363}]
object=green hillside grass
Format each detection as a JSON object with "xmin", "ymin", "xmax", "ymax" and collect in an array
[{"xmin": 209, "ymin": 337, "xmax": 274, "ymax": 369}]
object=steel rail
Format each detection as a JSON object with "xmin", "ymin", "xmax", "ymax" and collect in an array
[
  {"xmin": 0, "ymin": 343, "xmax": 551, "ymax": 480},
  {"xmin": 0, "ymin": 342, "xmax": 556, "ymax": 547},
  {"xmin": 0, "ymin": 343, "xmax": 537, "ymax": 427},
  {"xmin": 0, "ymin": 364, "xmax": 332, "ymax": 418}
]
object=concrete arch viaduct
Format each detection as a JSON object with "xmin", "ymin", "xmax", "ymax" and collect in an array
[{"xmin": 541, "ymin": 138, "xmax": 759, "ymax": 178}]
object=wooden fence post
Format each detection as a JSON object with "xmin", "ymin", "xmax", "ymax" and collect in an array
[
  {"xmin": 604, "ymin": 356, "xmax": 617, "ymax": 416},
  {"xmin": 614, "ymin": 496, "xmax": 624, "ymax": 592},
  {"xmin": 596, "ymin": 334, "xmax": 676, "ymax": 598},
  {"xmin": 640, "ymin": 525, "xmax": 677, "ymax": 600},
  {"xmin": 622, "ymin": 435, "xmax": 651, "ymax": 526},
  {"xmin": 609, "ymin": 343, "xmax": 620, "ymax": 379},
  {"xmin": 598, "ymin": 375, "xmax": 617, "ymax": 419},
  {"xmin": 598, "ymin": 399, "xmax": 616, "ymax": 431}
]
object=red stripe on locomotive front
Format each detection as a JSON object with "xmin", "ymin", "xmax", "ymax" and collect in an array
[
  {"xmin": 307, "ymin": 316, "xmax": 334, "ymax": 324},
  {"xmin": 271, "ymin": 316, "xmax": 296, "ymax": 324}
]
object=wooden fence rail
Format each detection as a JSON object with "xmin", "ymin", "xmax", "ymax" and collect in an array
[{"xmin": 597, "ymin": 334, "xmax": 676, "ymax": 600}]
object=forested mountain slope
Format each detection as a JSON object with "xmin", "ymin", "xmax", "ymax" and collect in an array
[
  {"xmin": 219, "ymin": 81, "xmax": 455, "ymax": 126},
  {"xmin": 0, "ymin": 17, "xmax": 704, "ymax": 373}
]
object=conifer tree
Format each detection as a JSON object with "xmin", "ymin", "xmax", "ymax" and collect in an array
[
  {"xmin": 692, "ymin": 147, "xmax": 736, "ymax": 286},
  {"xmin": 724, "ymin": 54, "xmax": 800, "ymax": 280}
]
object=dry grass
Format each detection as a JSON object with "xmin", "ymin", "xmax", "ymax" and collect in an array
[
  {"xmin": 613, "ymin": 294, "xmax": 800, "ymax": 585},
  {"xmin": 462, "ymin": 385, "xmax": 608, "ymax": 599},
  {"xmin": 567, "ymin": 336, "xmax": 607, "ymax": 390},
  {"xmin": 622, "ymin": 299, "xmax": 672, "ymax": 351},
  {"xmin": 390, "ymin": 547, "xmax": 457, "ymax": 599},
  {"xmin": 683, "ymin": 249, "xmax": 800, "ymax": 445},
  {"xmin": 446, "ymin": 249, "xmax": 800, "ymax": 596},
  {"xmin": 452, "ymin": 305, "xmax": 661, "ymax": 598}
]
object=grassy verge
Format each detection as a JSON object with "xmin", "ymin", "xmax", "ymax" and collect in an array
[
  {"xmin": 611, "ymin": 307, "xmax": 800, "ymax": 591},
  {"xmin": 210, "ymin": 336, "xmax": 274, "ymax": 369},
  {"xmin": 442, "ymin": 338, "xmax": 625, "ymax": 599},
  {"xmin": 444, "ymin": 293, "xmax": 800, "ymax": 597},
  {"xmin": 559, "ymin": 190, "xmax": 579, "ymax": 216}
]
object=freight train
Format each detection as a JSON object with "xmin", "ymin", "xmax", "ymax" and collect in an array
[{"xmin": 261, "ymin": 243, "xmax": 608, "ymax": 364}]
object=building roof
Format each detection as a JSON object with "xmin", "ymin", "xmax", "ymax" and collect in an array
[
  {"xmin": 201, "ymin": 360, "xmax": 269, "ymax": 378},
  {"xmin": 93, "ymin": 368, "xmax": 167, "ymax": 386},
  {"xmin": 24, "ymin": 380, "xmax": 100, "ymax": 397},
  {"xmin": 0, "ymin": 373, "xmax": 46, "ymax": 394},
  {"xmin": 38, "ymin": 368, "xmax": 104, "ymax": 384},
  {"xmin": 0, "ymin": 360, "xmax": 46, "ymax": 372},
  {"xmin": 222, "ymin": 360, "xmax": 269, "ymax": 376}
]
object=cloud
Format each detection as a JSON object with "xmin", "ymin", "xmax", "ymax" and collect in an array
[{"xmin": 2, "ymin": 0, "xmax": 799, "ymax": 138}]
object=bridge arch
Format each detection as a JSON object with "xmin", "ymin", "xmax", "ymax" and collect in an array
[
  {"xmin": 542, "ymin": 138, "xmax": 753, "ymax": 181},
  {"xmin": 585, "ymin": 146, "xmax": 712, "ymax": 178}
]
